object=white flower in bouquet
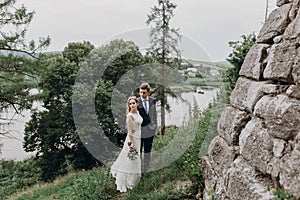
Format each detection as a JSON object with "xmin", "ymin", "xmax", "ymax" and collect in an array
[{"xmin": 127, "ymin": 142, "xmax": 139, "ymax": 160}]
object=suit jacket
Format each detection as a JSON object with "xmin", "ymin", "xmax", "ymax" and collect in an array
[{"xmin": 137, "ymin": 96, "xmax": 157, "ymax": 133}]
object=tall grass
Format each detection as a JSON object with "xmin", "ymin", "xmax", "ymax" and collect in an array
[
  {"xmin": 0, "ymin": 158, "xmax": 41, "ymax": 199},
  {"xmin": 14, "ymin": 168, "xmax": 118, "ymax": 200}
]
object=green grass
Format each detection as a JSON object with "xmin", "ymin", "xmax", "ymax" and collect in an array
[
  {"xmin": 7, "ymin": 94, "xmax": 226, "ymax": 200},
  {"xmin": 273, "ymin": 188, "xmax": 298, "ymax": 200},
  {"xmin": 13, "ymin": 168, "xmax": 118, "ymax": 200},
  {"xmin": 11, "ymin": 126, "xmax": 195, "ymax": 199},
  {"xmin": 0, "ymin": 158, "xmax": 42, "ymax": 199}
]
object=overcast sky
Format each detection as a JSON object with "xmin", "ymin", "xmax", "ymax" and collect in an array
[{"xmin": 19, "ymin": 0, "xmax": 277, "ymax": 61}]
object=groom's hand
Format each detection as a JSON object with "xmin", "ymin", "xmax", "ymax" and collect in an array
[{"xmin": 148, "ymin": 123, "xmax": 156, "ymax": 130}]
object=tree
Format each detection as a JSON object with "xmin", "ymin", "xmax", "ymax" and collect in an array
[
  {"xmin": 146, "ymin": 0, "xmax": 181, "ymax": 136},
  {"xmin": 223, "ymin": 33, "xmax": 256, "ymax": 98},
  {"xmin": 92, "ymin": 39, "xmax": 145, "ymax": 143},
  {"xmin": 0, "ymin": 0, "xmax": 50, "ymax": 137},
  {"xmin": 24, "ymin": 41, "xmax": 96, "ymax": 180}
]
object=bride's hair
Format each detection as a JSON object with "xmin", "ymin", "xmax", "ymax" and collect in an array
[{"xmin": 126, "ymin": 96, "xmax": 138, "ymax": 114}]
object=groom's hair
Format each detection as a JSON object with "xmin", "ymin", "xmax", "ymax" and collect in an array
[{"xmin": 140, "ymin": 83, "xmax": 150, "ymax": 92}]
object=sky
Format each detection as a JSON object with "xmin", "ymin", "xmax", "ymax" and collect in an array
[{"xmin": 18, "ymin": 0, "xmax": 277, "ymax": 62}]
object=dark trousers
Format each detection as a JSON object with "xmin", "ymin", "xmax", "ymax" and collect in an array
[{"xmin": 140, "ymin": 127, "xmax": 155, "ymax": 172}]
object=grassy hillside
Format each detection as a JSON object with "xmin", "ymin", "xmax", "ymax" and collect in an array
[{"xmin": 6, "ymin": 95, "xmax": 226, "ymax": 200}]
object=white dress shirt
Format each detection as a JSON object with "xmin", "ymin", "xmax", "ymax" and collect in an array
[{"xmin": 142, "ymin": 97, "xmax": 149, "ymax": 114}]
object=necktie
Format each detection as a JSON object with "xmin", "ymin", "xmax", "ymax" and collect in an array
[{"xmin": 143, "ymin": 99, "xmax": 148, "ymax": 114}]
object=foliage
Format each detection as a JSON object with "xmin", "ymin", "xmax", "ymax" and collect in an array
[
  {"xmin": 101, "ymin": 39, "xmax": 144, "ymax": 85},
  {"xmin": 0, "ymin": 0, "xmax": 50, "ymax": 55},
  {"xmin": 62, "ymin": 41, "xmax": 94, "ymax": 64},
  {"xmin": 273, "ymin": 188, "xmax": 297, "ymax": 200},
  {"xmin": 151, "ymin": 125, "xmax": 177, "ymax": 150},
  {"xmin": 0, "ymin": 0, "xmax": 50, "ymax": 136},
  {"xmin": 23, "ymin": 41, "xmax": 97, "ymax": 181},
  {"xmin": 222, "ymin": 33, "xmax": 256, "ymax": 99},
  {"xmin": 93, "ymin": 39, "xmax": 145, "ymax": 143},
  {"xmin": 207, "ymin": 189, "xmax": 220, "ymax": 200},
  {"xmin": 13, "ymin": 168, "xmax": 118, "ymax": 200},
  {"xmin": 146, "ymin": 0, "xmax": 181, "ymax": 136},
  {"xmin": 146, "ymin": 0, "xmax": 181, "ymax": 61},
  {"xmin": 0, "ymin": 158, "xmax": 42, "ymax": 199}
]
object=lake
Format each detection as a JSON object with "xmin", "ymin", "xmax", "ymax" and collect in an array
[
  {"xmin": 0, "ymin": 88, "xmax": 219, "ymax": 161},
  {"xmin": 160, "ymin": 88, "xmax": 219, "ymax": 126}
]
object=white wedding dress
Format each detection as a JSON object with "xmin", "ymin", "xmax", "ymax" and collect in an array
[{"xmin": 110, "ymin": 112, "xmax": 142, "ymax": 192}]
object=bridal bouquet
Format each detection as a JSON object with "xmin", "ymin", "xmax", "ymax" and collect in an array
[{"xmin": 127, "ymin": 142, "xmax": 139, "ymax": 160}]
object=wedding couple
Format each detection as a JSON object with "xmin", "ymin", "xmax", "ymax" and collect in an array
[{"xmin": 110, "ymin": 82, "xmax": 157, "ymax": 193}]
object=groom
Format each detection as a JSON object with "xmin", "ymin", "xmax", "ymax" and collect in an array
[{"xmin": 137, "ymin": 83, "xmax": 157, "ymax": 172}]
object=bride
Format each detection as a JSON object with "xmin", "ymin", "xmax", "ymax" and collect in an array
[{"xmin": 110, "ymin": 96, "xmax": 143, "ymax": 193}]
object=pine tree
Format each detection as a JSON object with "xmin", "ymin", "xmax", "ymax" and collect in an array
[
  {"xmin": 146, "ymin": 0, "xmax": 181, "ymax": 136},
  {"xmin": 0, "ymin": 0, "xmax": 50, "ymax": 136}
]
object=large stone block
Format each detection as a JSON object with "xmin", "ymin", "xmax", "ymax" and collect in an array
[
  {"xmin": 254, "ymin": 94, "xmax": 300, "ymax": 140},
  {"xmin": 202, "ymin": 156, "xmax": 217, "ymax": 193},
  {"xmin": 203, "ymin": 0, "xmax": 300, "ymax": 198},
  {"xmin": 207, "ymin": 136, "xmax": 236, "ymax": 177},
  {"xmin": 257, "ymin": 3, "xmax": 292, "ymax": 43},
  {"xmin": 225, "ymin": 157, "xmax": 274, "ymax": 200},
  {"xmin": 263, "ymin": 42, "xmax": 297, "ymax": 81},
  {"xmin": 239, "ymin": 117, "xmax": 273, "ymax": 172},
  {"xmin": 230, "ymin": 78, "xmax": 266, "ymax": 112},
  {"xmin": 202, "ymin": 156, "xmax": 228, "ymax": 200},
  {"xmin": 218, "ymin": 106, "xmax": 250, "ymax": 146},
  {"xmin": 285, "ymin": 2, "xmax": 300, "ymax": 35},
  {"xmin": 279, "ymin": 140, "xmax": 300, "ymax": 197},
  {"xmin": 239, "ymin": 44, "xmax": 269, "ymax": 80}
]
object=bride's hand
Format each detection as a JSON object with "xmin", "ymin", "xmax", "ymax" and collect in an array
[{"xmin": 130, "ymin": 143, "xmax": 135, "ymax": 150}]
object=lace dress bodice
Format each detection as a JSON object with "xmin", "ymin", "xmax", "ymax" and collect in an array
[{"xmin": 127, "ymin": 112, "xmax": 142, "ymax": 143}]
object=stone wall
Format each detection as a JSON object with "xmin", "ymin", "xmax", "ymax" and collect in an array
[{"xmin": 202, "ymin": 0, "xmax": 300, "ymax": 199}]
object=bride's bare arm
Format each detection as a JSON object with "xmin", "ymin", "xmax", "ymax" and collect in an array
[{"xmin": 127, "ymin": 114, "xmax": 135, "ymax": 148}]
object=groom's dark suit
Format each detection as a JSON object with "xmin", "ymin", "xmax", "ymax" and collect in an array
[{"xmin": 137, "ymin": 96, "xmax": 157, "ymax": 171}]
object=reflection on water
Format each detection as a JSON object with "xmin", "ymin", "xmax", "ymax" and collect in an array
[
  {"xmin": 0, "ymin": 101, "xmax": 42, "ymax": 161},
  {"xmin": 0, "ymin": 88, "xmax": 219, "ymax": 161},
  {"xmin": 157, "ymin": 88, "xmax": 219, "ymax": 127}
]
